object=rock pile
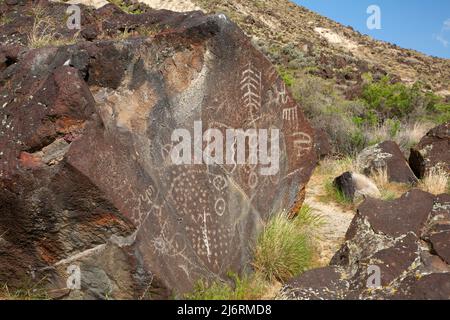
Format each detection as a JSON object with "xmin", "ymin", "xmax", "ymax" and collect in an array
[{"xmin": 280, "ymin": 190, "xmax": 450, "ymax": 300}]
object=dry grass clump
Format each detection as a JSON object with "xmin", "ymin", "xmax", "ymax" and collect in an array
[
  {"xmin": 27, "ymin": 6, "xmax": 78, "ymax": 48},
  {"xmin": 418, "ymin": 167, "xmax": 450, "ymax": 195},
  {"xmin": 0, "ymin": 282, "xmax": 49, "ymax": 300},
  {"xmin": 365, "ymin": 121, "xmax": 434, "ymax": 153}
]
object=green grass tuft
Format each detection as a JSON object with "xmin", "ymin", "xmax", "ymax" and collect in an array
[
  {"xmin": 185, "ymin": 272, "xmax": 268, "ymax": 300},
  {"xmin": 323, "ymin": 179, "xmax": 353, "ymax": 207},
  {"xmin": 252, "ymin": 209, "xmax": 316, "ymax": 282}
]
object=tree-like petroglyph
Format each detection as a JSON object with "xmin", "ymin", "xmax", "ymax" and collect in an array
[{"xmin": 241, "ymin": 63, "xmax": 262, "ymax": 121}]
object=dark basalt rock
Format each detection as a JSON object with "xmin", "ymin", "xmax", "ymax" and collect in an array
[
  {"xmin": 409, "ymin": 122, "xmax": 450, "ymax": 178},
  {"xmin": 333, "ymin": 171, "xmax": 380, "ymax": 202},
  {"xmin": 280, "ymin": 189, "xmax": 450, "ymax": 300},
  {"xmin": 0, "ymin": 2, "xmax": 316, "ymax": 298},
  {"xmin": 358, "ymin": 140, "xmax": 418, "ymax": 184},
  {"xmin": 281, "ymin": 266, "xmax": 349, "ymax": 300},
  {"xmin": 333, "ymin": 172, "xmax": 355, "ymax": 200}
]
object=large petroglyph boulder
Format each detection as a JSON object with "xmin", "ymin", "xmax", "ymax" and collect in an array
[
  {"xmin": 0, "ymin": 1, "xmax": 316, "ymax": 298},
  {"xmin": 280, "ymin": 190, "xmax": 450, "ymax": 300},
  {"xmin": 409, "ymin": 122, "xmax": 450, "ymax": 179}
]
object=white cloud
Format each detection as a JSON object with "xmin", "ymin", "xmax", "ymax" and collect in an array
[
  {"xmin": 434, "ymin": 19, "xmax": 450, "ymax": 47},
  {"xmin": 434, "ymin": 34, "xmax": 449, "ymax": 47},
  {"xmin": 444, "ymin": 18, "xmax": 450, "ymax": 30}
]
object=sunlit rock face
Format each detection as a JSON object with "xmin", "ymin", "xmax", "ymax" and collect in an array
[{"xmin": 0, "ymin": 1, "xmax": 316, "ymax": 298}]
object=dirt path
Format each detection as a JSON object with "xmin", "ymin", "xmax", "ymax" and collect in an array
[{"xmin": 304, "ymin": 174, "xmax": 355, "ymax": 266}]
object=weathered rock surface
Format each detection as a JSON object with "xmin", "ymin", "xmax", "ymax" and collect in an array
[
  {"xmin": 333, "ymin": 171, "xmax": 380, "ymax": 202},
  {"xmin": 280, "ymin": 190, "xmax": 450, "ymax": 300},
  {"xmin": 0, "ymin": 2, "xmax": 316, "ymax": 298},
  {"xmin": 358, "ymin": 140, "xmax": 418, "ymax": 184},
  {"xmin": 409, "ymin": 122, "xmax": 450, "ymax": 178}
]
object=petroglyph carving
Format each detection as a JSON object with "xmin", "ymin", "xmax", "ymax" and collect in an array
[
  {"xmin": 283, "ymin": 106, "xmax": 298, "ymax": 122},
  {"xmin": 214, "ymin": 198, "xmax": 226, "ymax": 216},
  {"xmin": 267, "ymin": 81, "xmax": 291, "ymax": 110},
  {"xmin": 241, "ymin": 63, "xmax": 262, "ymax": 119},
  {"xmin": 292, "ymin": 132, "xmax": 313, "ymax": 158}
]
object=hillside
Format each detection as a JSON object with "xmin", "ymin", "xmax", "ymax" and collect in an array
[{"xmin": 137, "ymin": 0, "xmax": 450, "ymax": 98}]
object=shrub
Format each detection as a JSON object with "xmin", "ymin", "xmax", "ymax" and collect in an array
[
  {"xmin": 108, "ymin": 0, "xmax": 144, "ymax": 14},
  {"xmin": 278, "ymin": 67, "xmax": 295, "ymax": 87},
  {"xmin": 429, "ymin": 103, "xmax": 450, "ymax": 124},
  {"xmin": 362, "ymin": 76, "xmax": 449, "ymax": 123},
  {"xmin": 291, "ymin": 73, "xmax": 369, "ymax": 154},
  {"xmin": 362, "ymin": 76, "xmax": 415, "ymax": 119},
  {"xmin": 252, "ymin": 208, "xmax": 316, "ymax": 282}
]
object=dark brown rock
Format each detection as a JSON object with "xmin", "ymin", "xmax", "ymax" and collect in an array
[
  {"xmin": 358, "ymin": 140, "xmax": 418, "ymax": 184},
  {"xmin": 0, "ymin": 2, "xmax": 316, "ymax": 298},
  {"xmin": 409, "ymin": 122, "xmax": 450, "ymax": 178},
  {"xmin": 333, "ymin": 172, "xmax": 354, "ymax": 200},
  {"xmin": 355, "ymin": 233, "xmax": 419, "ymax": 287},
  {"xmin": 394, "ymin": 274, "xmax": 450, "ymax": 300},
  {"xmin": 80, "ymin": 25, "xmax": 99, "ymax": 41},
  {"xmin": 429, "ymin": 231, "xmax": 450, "ymax": 264},
  {"xmin": 282, "ymin": 189, "xmax": 450, "ymax": 300},
  {"xmin": 353, "ymin": 189, "xmax": 434, "ymax": 238},
  {"xmin": 333, "ymin": 171, "xmax": 380, "ymax": 202},
  {"xmin": 281, "ymin": 266, "xmax": 349, "ymax": 300}
]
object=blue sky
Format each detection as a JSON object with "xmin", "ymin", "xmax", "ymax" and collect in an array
[{"xmin": 294, "ymin": 0, "xmax": 450, "ymax": 59}]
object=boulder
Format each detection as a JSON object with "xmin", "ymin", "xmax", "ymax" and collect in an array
[
  {"xmin": 358, "ymin": 140, "xmax": 418, "ymax": 184},
  {"xmin": 280, "ymin": 189, "xmax": 450, "ymax": 300},
  {"xmin": 333, "ymin": 171, "xmax": 380, "ymax": 202},
  {"xmin": 0, "ymin": 2, "xmax": 316, "ymax": 298},
  {"xmin": 409, "ymin": 122, "xmax": 450, "ymax": 178}
]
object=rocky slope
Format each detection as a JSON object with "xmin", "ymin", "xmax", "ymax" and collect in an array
[{"xmin": 138, "ymin": 0, "xmax": 450, "ymax": 98}]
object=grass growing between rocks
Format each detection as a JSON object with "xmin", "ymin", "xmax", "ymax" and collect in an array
[
  {"xmin": 27, "ymin": 6, "xmax": 79, "ymax": 49},
  {"xmin": 315, "ymin": 157, "xmax": 413, "ymax": 209},
  {"xmin": 252, "ymin": 206, "xmax": 319, "ymax": 282},
  {"xmin": 322, "ymin": 178, "xmax": 354, "ymax": 209},
  {"xmin": 107, "ymin": 0, "xmax": 144, "ymax": 14},
  {"xmin": 186, "ymin": 205, "xmax": 320, "ymax": 300},
  {"xmin": 184, "ymin": 272, "xmax": 272, "ymax": 300},
  {"xmin": 0, "ymin": 282, "xmax": 49, "ymax": 300},
  {"xmin": 315, "ymin": 157, "xmax": 358, "ymax": 209},
  {"xmin": 418, "ymin": 167, "xmax": 450, "ymax": 195}
]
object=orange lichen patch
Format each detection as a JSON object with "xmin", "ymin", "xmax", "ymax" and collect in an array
[
  {"xmin": 163, "ymin": 45, "xmax": 205, "ymax": 93},
  {"xmin": 55, "ymin": 117, "xmax": 86, "ymax": 135},
  {"xmin": 36, "ymin": 243, "xmax": 57, "ymax": 265},
  {"xmin": 91, "ymin": 212, "xmax": 129, "ymax": 228},
  {"xmin": 19, "ymin": 152, "xmax": 43, "ymax": 169}
]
